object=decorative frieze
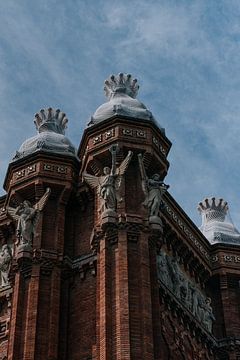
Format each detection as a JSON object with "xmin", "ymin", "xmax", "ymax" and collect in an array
[
  {"xmin": 211, "ymin": 254, "xmax": 240, "ymax": 264},
  {"xmin": 105, "ymin": 128, "xmax": 115, "ymax": 139},
  {"xmin": 152, "ymin": 136, "xmax": 167, "ymax": 156},
  {"xmin": 157, "ymin": 250, "xmax": 215, "ymax": 333},
  {"xmin": 15, "ymin": 164, "xmax": 37, "ymax": 180},
  {"xmin": 92, "ymin": 128, "xmax": 115, "ymax": 145},
  {"xmin": 12, "ymin": 162, "xmax": 70, "ymax": 183},
  {"xmin": 164, "ymin": 203, "xmax": 210, "ymax": 261},
  {"xmin": 93, "ymin": 134, "xmax": 102, "ymax": 144},
  {"xmin": 43, "ymin": 163, "xmax": 68, "ymax": 174},
  {"xmin": 121, "ymin": 127, "xmax": 146, "ymax": 139}
]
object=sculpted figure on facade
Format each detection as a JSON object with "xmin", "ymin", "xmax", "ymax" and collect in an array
[
  {"xmin": 7, "ymin": 188, "xmax": 51, "ymax": 250},
  {"xmin": 157, "ymin": 250, "xmax": 172, "ymax": 288},
  {"xmin": 0, "ymin": 244, "xmax": 12, "ymax": 288},
  {"xmin": 138, "ymin": 154, "xmax": 169, "ymax": 224},
  {"xmin": 196, "ymin": 291, "xmax": 205, "ymax": 322},
  {"xmin": 156, "ymin": 251, "xmax": 215, "ymax": 333},
  {"xmin": 168, "ymin": 256, "xmax": 182, "ymax": 299},
  {"xmin": 203, "ymin": 298, "xmax": 215, "ymax": 332},
  {"xmin": 83, "ymin": 145, "xmax": 133, "ymax": 218},
  {"xmin": 179, "ymin": 272, "xmax": 188, "ymax": 304}
]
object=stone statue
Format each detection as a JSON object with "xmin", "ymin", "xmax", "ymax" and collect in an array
[
  {"xmin": 0, "ymin": 244, "xmax": 12, "ymax": 288},
  {"xmin": 7, "ymin": 188, "xmax": 51, "ymax": 250},
  {"xmin": 186, "ymin": 282, "xmax": 194, "ymax": 311},
  {"xmin": 138, "ymin": 154, "xmax": 169, "ymax": 224},
  {"xmin": 202, "ymin": 297, "xmax": 215, "ymax": 332},
  {"xmin": 179, "ymin": 273, "xmax": 188, "ymax": 304},
  {"xmin": 168, "ymin": 256, "xmax": 182, "ymax": 299},
  {"xmin": 157, "ymin": 251, "xmax": 172, "ymax": 288},
  {"xmin": 83, "ymin": 146, "xmax": 133, "ymax": 217},
  {"xmin": 196, "ymin": 291, "xmax": 206, "ymax": 322}
]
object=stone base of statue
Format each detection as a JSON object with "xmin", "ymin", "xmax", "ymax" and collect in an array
[
  {"xmin": 16, "ymin": 243, "xmax": 33, "ymax": 259},
  {"xmin": 101, "ymin": 209, "xmax": 117, "ymax": 224},
  {"xmin": 149, "ymin": 215, "xmax": 163, "ymax": 231}
]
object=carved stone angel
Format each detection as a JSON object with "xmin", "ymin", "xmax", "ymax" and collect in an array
[
  {"xmin": 83, "ymin": 146, "xmax": 133, "ymax": 217},
  {"xmin": 0, "ymin": 244, "xmax": 12, "ymax": 288},
  {"xmin": 138, "ymin": 154, "xmax": 169, "ymax": 223},
  {"xmin": 7, "ymin": 188, "xmax": 51, "ymax": 250}
]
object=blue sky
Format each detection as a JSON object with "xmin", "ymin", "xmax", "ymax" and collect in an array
[{"xmin": 0, "ymin": 0, "xmax": 240, "ymax": 227}]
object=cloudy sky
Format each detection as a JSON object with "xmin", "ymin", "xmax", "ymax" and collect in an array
[{"xmin": 0, "ymin": 0, "xmax": 240, "ymax": 227}]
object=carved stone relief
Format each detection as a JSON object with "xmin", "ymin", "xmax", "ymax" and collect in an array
[
  {"xmin": 15, "ymin": 164, "xmax": 37, "ymax": 180},
  {"xmin": 211, "ymin": 253, "xmax": 240, "ymax": 264},
  {"xmin": 152, "ymin": 136, "xmax": 167, "ymax": 156},
  {"xmin": 157, "ymin": 250, "xmax": 215, "ymax": 333},
  {"xmin": 0, "ymin": 245, "xmax": 12, "ymax": 289}
]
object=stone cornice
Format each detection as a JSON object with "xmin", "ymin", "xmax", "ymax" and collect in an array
[
  {"xmin": 162, "ymin": 192, "xmax": 211, "ymax": 266},
  {"xmin": 63, "ymin": 253, "xmax": 97, "ymax": 279}
]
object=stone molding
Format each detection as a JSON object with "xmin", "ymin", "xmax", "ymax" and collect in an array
[
  {"xmin": 63, "ymin": 253, "xmax": 97, "ymax": 279},
  {"xmin": 10, "ymin": 248, "xmax": 63, "ymax": 278},
  {"xmin": 87, "ymin": 123, "xmax": 169, "ymax": 159},
  {"xmin": 163, "ymin": 202, "xmax": 210, "ymax": 261}
]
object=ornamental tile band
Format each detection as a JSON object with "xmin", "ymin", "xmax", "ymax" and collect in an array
[{"xmin": 164, "ymin": 203, "xmax": 210, "ymax": 261}]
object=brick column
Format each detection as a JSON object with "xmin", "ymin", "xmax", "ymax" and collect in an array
[
  {"xmin": 139, "ymin": 232, "xmax": 154, "ymax": 359},
  {"xmin": 98, "ymin": 236, "xmax": 112, "ymax": 360},
  {"xmin": 23, "ymin": 265, "xmax": 41, "ymax": 360},
  {"xmin": 116, "ymin": 229, "xmax": 131, "ymax": 360},
  {"xmin": 7, "ymin": 272, "xmax": 25, "ymax": 360}
]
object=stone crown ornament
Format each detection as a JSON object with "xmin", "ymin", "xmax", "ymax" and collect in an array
[
  {"xmin": 198, "ymin": 197, "xmax": 240, "ymax": 245},
  {"xmin": 88, "ymin": 73, "xmax": 164, "ymax": 133},
  {"xmin": 198, "ymin": 197, "xmax": 228, "ymax": 223},
  {"xmin": 34, "ymin": 108, "xmax": 68, "ymax": 135},
  {"xmin": 13, "ymin": 107, "xmax": 77, "ymax": 161},
  {"xmin": 104, "ymin": 73, "xmax": 139, "ymax": 99}
]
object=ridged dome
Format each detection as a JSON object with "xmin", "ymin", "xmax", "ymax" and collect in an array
[
  {"xmin": 13, "ymin": 108, "xmax": 77, "ymax": 161},
  {"xmin": 88, "ymin": 73, "xmax": 159, "ymax": 127}
]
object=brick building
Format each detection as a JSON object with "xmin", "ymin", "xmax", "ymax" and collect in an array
[{"xmin": 0, "ymin": 73, "xmax": 240, "ymax": 359}]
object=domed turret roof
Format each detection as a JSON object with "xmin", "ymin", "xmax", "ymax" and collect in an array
[
  {"xmin": 13, "ymin": 108, "xmax": 77, "ymax": 161},
  {"xmin": 88, "ymin": 73, "xmax": 162, "ymax": 129}
]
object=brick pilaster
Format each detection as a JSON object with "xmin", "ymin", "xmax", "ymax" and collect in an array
[
  {"xmin": 139, "ymin": 232, "xmax": 154, "ymax": 359},
  {"xmin": 116, "ymin": 229, "xmax": 131, "ymax": 360},
  {"xmin": 98, "ymin": 236, "xmax": 112, "ymax": 360}
]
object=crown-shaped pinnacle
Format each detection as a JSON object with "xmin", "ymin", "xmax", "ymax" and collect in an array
[
  {"xmin": 198, "ymin": 197, "xmax": 228, "ymax": 213},
  {"xmin": 104, "ymin": 73, "xmax": 139, "ymax": 99},
  {"xmin": 198, "ymin": 197, "xmax": 228, "ymax": 223},
  {"xmin": 34, "ymin": 108, "xmax": 68, "ymax": 135}
]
